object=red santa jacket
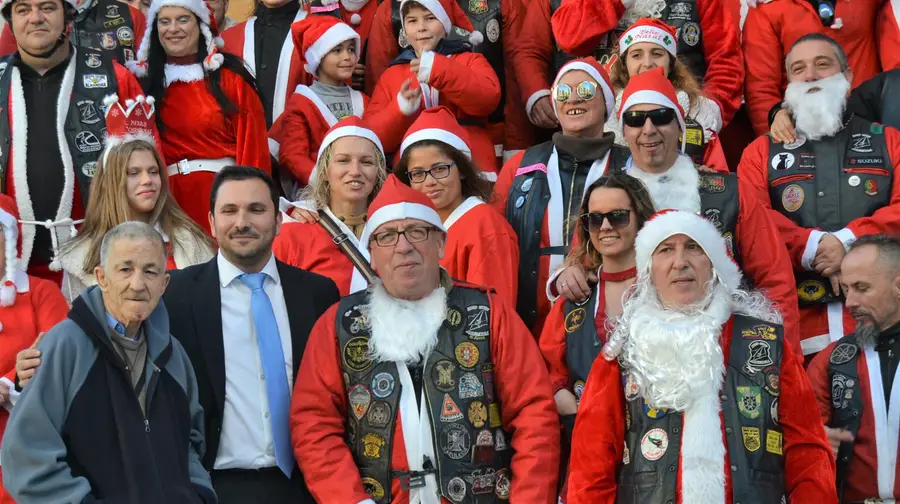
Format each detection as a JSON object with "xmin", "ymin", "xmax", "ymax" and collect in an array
[
  {"xmin": 878, "ymin": 0, "xmax": 900, "ymax": 71},
  {"xmin": 367, "ymin": 52, "xmax": 501, "ymax": 174},
  {"xmin": 291, "ymin": 281, "xmax": 560, "ymax": 503},
  {"xmin": 333, "ymin": 0, "xmax": 380, "ymax": 56},
  {"xmin": 550, "ymin": 0, "xmax": 743, "ymax": 126},
  {"xmin": 566, "ymin": 316, "xmax": 837, "ymax": 503},
  {"xmin": 512, "ymin": 0, "xmax": 557, "ymax": 127},
  {"xmin": 737, "ymin": 130, "xmax": 900, "ymax": 355},
  {"xmin": 4, "ymin": 59, "xmax": 145, "ymax": 282},
  {"xmin": 221, "ymin": 9, "xmax": 308, "ymax": 129},
  {"xmin": 808, "ymin": 340, "xmax": 900, "ymax": 501},
  {"xmin": 0, "ymin": 274, "xmax": 69, "ymax": 504},
  {"xmin": 742, "ymin": 0, "xmax": 882, "ymax": 136},
  {"xmin": 160, "ymin": 65, "xmax": 271, "ymax": 234}
]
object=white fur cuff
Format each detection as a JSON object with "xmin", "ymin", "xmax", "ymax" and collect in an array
[
  {"xmin": 832, "ymin": 228, "xmax": 856, "ymax": 251},
  {"xmin": 396, "ymin": 90, "xmax": 422, "ymax": 116},
  {"xmin": 526, "ymin": 89, "xmax": 552, "ymax": 125},
  {"xmin": 418, "ymin": 51, "xmax": 436, "ymax": 84},
  {"xmin": 801, "ymin": 230, "xmax": 826, "ymax": 271},
  {"xmin": 691, "ymin": 96, "xmax": 724, "ymax": 134}
]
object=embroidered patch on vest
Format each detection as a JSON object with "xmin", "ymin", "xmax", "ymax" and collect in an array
[
  {"xmin": 624, "ymin": 373, "xmax": 640, "ymax": 401},
  {"xmin": 455, "ymin": 342, "xmax": 480, "ymax": 368},
  {"xmin": 742, "ymin": 426, "xmax": 761, "ymax": 452},
  {"xmin": 441, "ymin": 394, "xmax": 464, "ymax": 422},
  {"xmin": 459, "ymin": 372, "xmax": 484, "ymax": 399},
  {"xmin": 445, "ymin": 306, "xmax": 464, "ymax": 330},
  {"xmin": 781, "ymin": 184, "xmax": 804, "ymax": 212},
  {"xmin": 465, "ymin": 305, "xmax": 490, "ymax": 340},
  {"xmin": 433, "ymin": 360, "xmax": 458, "ymax": 392},
  {"xmin": 371, "ymin": 372, "xmax": 395, "ymax": 398},
  {"xmin": 362, "ymin": 432, "xmax": 386, "ymax": 459},
  {"xmin": 640, "ymin": 428, "xmax": 669, "ymax": 460},
  {"xmin": 362, "ymin": 477, "xmax": 385, "ymax": 499},
  {"xmin": 440, "ymin": 423, "xmax": 471, "ymax": 460},
  {"xmin": 349, "ymin": 384, "xmax": 371, "ymax": 420},
  {"xmin": 367, "ymin": 401, "xmax": 391, "ymax": 429},
  {"xmin": 766, "ymin": 430, "xmax": 783, "ymax": 455},
  {"xmin": 514, "ymin": 164, "xmax": 547, "ymax": 177},
  {"xmin": 565, "ymin": 307, "xmax": 586, "ymax": 333},
  {"xmin": 737, "ymin": 386, "xmax": 762, "ymax": 419},
  {"xmin": 342, "ymin": 336, "xmax": 372, "ymax": 372},
  {"xmin": 468, "ymin": 401, "xmax": 488, "ymax": 428},
  {"xmin": 830, "ymin": 343, "xmax": 858, "ymax": 365},
  {"xmin": 743, "ymin": 340, "xmax": 774, "ymax": 375}
]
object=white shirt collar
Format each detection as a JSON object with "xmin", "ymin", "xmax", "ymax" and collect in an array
[{"xmin": 217, "ymin": 251, "xmax": 280, "ymax": 288}]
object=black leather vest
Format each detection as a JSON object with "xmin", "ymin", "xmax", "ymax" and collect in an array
[
  {"xmin": 391, "ymin": 0, "xmax": 505, "ymax": 123},
  {"xmin": 880, "ymin": 72, "xmax": 900, "ymax": 130},
  {"xmin": 563, "ymin": 286, "xmax": 601, "ymax": 404},
  {"xmin": 73, "ymin": 0, "xmax": 137, "ymax": 65},
  {"xmin": 337, "ymin": 285, "xmax": 513, "ymax": 503},
  {"xmin": 826, "ymin": 335, "xmax": 863, "ymax": 503},
  {"xmin": 506, "ymin": 141, "xmax": 630, "ymax": 328},
  {"xmin": 766, "ymin": 117, "xmax": 893, "ymax": 306},
  {"xmin": 618, "ymin": 315, "xmax": 786, "ymax": 503},
  {"xmin": 0, "ymin": 48, "xmax": 117, "ymax": 205}
]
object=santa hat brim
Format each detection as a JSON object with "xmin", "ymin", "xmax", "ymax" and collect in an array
[
  {"xmin": 399, "ymin": 0, "xmax": 452, "ymax": 36},
  {"xmin": 620, "ymin": 89, "xmax": 686, "ymax": 133},
  {"xmin": 635, "ymin": 210, "xmax": 742, "ymax": 293},
  {"xmin": 552, "ymin": 61, "xmax": 615, "ymax": 122},
  {"xmin": 400, "ymin": 128, "xmax": 471, "ymax": 158},
  {"xmin": 359, "ymin": 202, "xmax": 446, "ymax": 248},
  {"xmin": 303, "ymin": 23, "xmax": 360, "ymax": 76},
  {"xmin": 311, "ymin": 125, "xmax": 385, "ymax": 186},
  {"xmin": 618, "ymin": 25, "xmax": 678, "ymax": 57}
]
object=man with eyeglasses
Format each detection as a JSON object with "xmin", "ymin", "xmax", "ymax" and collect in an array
[
  {"xmin": 738, "ymin": 33, "xmax": 900, "ymax": 361},
  {"xmin": 293, "ymin": 175, "xmax": 560, "ymax": 503}
]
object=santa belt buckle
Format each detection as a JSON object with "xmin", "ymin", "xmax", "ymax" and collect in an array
[
  {"xmin": 175, "ymin": 159, "xmax": 192, "ymax": 175},
  {"xmin": 393, "ymin": 469, "xmax": 434, "ymax": 490}
]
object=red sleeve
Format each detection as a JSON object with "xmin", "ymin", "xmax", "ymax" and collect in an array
[
  {"xmin": 878, "ymin": 1, "xmax": 900, "ymax": 71},
  {"xmin": 463, "ymin": 221, "xmax": 519, "ymax": 307},
  {"xmin": 366, "ymin": 68, "xmax": 416, "ymax": 153},
  {"xmin": 0, "ymin": 25, "xmax": 15, "ymax": 56},
  {"xmin": 702, "ymin": 136, "xmax": 730, "ymax": 173},
  {"xmin": 843, "ymin": 127, "xmax": 900, "ymax": 238},
  {"xmin": 779, "ymin": 335, "xmax": 839, "ymax": 501},
  {"xmin": 490, "ymin": 293, "xmax": 560, "ymax": 502},
  {"xmin": 428, "ymin": 52, "xmax": 500, "ymax": 117},
  {"xmin": 271, "ymin": 95, "xmax": 317, "ymax": 185},
  {"xmin": 223, "ymin": 70, "xmax": 272, "ymax": 173},
  {"xmin": 565, "ymin": 357, "xmax": 623, "ymax": 504},
  {"xmin": 499, "ymin": 0, "xmax": 535, "ymax": 150},
  {"xmin": 697, "ymin": 0, "xmax": 743, "ymax": 125},
  {"xmin": 129, "ymin": 5, "xmax": 147, "ymax": 52},
  {"xmin": 514, "ymin": 0, "xmax": 553, "ymax": 118},
  {"xmin": 221, "ymin": 22, "xmax": 246, "ymax": 57},
  {"xmin": 550, "ymin": 0, "xmax": 625, "ymax": 55},
  {"xmin": 805, "ymin": 342, "xmax": 839, "ymax": 426},
  {"xmin": 290, "ymin": 304, "xmax": 371, "ymax": 503},
  {"xmin": 492, "ymin": 150, "xmax": 525, "ymax": 212},
  {"xmin": 30, "ymin": 278, "xmax": 69, "ymax": 334},
  {"xmin": 742, "ymin": 7, "xmax": 786, "ymax": 136},
  {"xmin": 364, "ymin": 1, "xmax": 398, "ymax": 95},
  {"xmin": 361, "ymin": 91, "xmax": 418, "ymax": 155},
  {"xmin": 539, "ymin": 299, "xmax": 570, "ymax": 393}
]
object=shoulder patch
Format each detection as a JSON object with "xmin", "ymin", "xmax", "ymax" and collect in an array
[{"xmin": 515, "ymin": 163, "xmax": 547, "ymax": 177}]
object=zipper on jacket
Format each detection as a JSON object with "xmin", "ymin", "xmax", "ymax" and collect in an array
[
  {"xmin": 771, "ymin": 174, "xmax": 814, "ymax": 187},
  {"xmin": 564, "ymin": 159, "xmax": 579, "ymax": 247},
  {"xmin": 843, "ymin": 168, "xmax": 890, "ymax": 176}
]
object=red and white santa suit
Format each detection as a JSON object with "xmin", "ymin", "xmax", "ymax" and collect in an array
[
  {"xmin": 604, "ymin": 19, "xmax": 729, "ymax": 172},
  {"xmin": 567, "ymin": 210, "xmax": 836, "ymax": 503},
  {"xmin": 269, "ymin": 16, "xmax": 418, "ymax": 186},
  {"xmin": 550, "ymin": 0, "xmax": 743, "ymax": 130},
  {"xmin": 0, "ymin": 194, "xmax": 69, "ymax": 504},
  {"xmin": 878, "ymin": 0, "xmax": 900, "ymax": 71},
  {"xmin": 291, "ymin": 175, "xmax": 559, "ymax": 503},
  {"xmin": 396, "ymin": 106, "xmax": 519, "ymax": 305},
  {"xmin": 128, "ymin": 0, "xmax": 271, "ymax": 234},
  {"xmin": 273, "ymin": 118, "xmax": 383, "ymax": 295},
  {"xmin": 742, "ymin": 0, "xmax": 883, "ymax": 135}
]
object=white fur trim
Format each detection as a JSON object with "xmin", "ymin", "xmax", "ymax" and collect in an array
[
  {"xmin": 619, "ymin": 25, "xmax": 677, "ymax": 56},
  {"xmin": 689, "ymin": 95, "xmax": 723, "ymax": 134},
  {"xmin": 399, "ymin": 0, "xmax": 451, "ymax": 35},
  {"xmin": 268, "ymin": 137, "xmax": 281, "ymax": 159},
  {"xmin": 625, "ymin": 154, "xmax": 701, "ymax": 213},
  {"xmin": 242, "ymin": 18, "xmax": 257, "ymax": 75},
  {"xmin": 400, "ymin": 128, "xmax": 471, "ymax": 157},
  {"xmin": 479, "ymin": 170, "xmax": 497, "ymax": 182},
  {"xmin": 296, "ymin": 85, "xmax": 341, "ymax": 126},
  {"xmin": 801, "ymin": 230, "xmax": 826, "ymax": 271},
  {"xmin": 552, "ymin": 61, "xmax": 615, "ymax": 122},
  {"xmin": 396, "ymin": 90, "xmax": 422, "ymax": 116},
  {"xmin": 316, "ymin": 124, "xmax": 385, "ymax": 162},
  {"xmin": 620, "ymin": 89, "xmax": 686, "ymax": 133},
  {"xmin": 635, "ymin": 210, "xmax": 743, "ymax": 292},
  {"xmin": 832, "ymin": 227, "xmax": 856, "ymax": 250},
  {"xmin": 360, "ymin": 202, "xmax": 446, "ymax": 246},
  {"xmin": 395, "ymin": 361, "xmax": 442, "ymax": 504},
  {"xmin": 680, "ymin": 362, "xmax": 727, "ymax": 504},
  {"xmin": 136, "ymin": 0, "xmax": 217, "ymax": 74},
  {"xmin": 165, "ymin": 63, "xmax": 205, "ymax": 84},
  {"xmin": 800, "ymin": 333, "xmax": 831, "ymax": 356},
  {"xmin": 525, "ymin": 89, "xmax": 551, "ymax": 124},
  {"xmin": 443, "ymin": 196, "xmax": 484, "ymax": 229},
  {"xmin": 271, "ymin": 9, "xmax": 307, "ymax": 121},
  {"xmin": 865, "ymin": 347, "xmax": 900, "ymax": 499},
  {"xmin": 418, "ymin": 50, "xmax": 435, "ymax": 84},
  {"xmin": 304, "ymin": 23, "xmax": 360, "ymax": 77}
]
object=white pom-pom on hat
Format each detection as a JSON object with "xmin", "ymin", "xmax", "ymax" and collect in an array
[{"xmin": 350, "ymin": 13, "xmax": 361, "ymax": 24}]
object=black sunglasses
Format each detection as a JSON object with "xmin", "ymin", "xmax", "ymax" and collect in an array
[
  {"xmin": 581, "ymin": 210, "xmax": 632, "ymax": 231},
  {"xmin": 622, "ymin": 108, "xmax": 677, "ymax": 128}
]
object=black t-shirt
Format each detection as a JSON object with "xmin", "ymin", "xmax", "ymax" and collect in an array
[{"xmin": 875, "ymin": 321, "xmax": 900, "ymax": 401}]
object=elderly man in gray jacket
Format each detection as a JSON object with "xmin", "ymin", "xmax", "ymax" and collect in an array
[{"xmin": 1, "ymin": 221, "xmax": 216, "ymax": 504}]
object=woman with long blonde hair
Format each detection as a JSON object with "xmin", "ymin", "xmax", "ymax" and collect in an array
[
  {"xmin": 273, "ymin": 117, "xmax": 387, "ymax": 295},
  {"xmin": 59, "ymin": 138, "xmax": 215, "ymax": 303}
]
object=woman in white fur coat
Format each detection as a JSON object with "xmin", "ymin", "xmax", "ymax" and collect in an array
[{"xmin": 59, "ymin": 138, "xmax": 214, "ymax": 303}]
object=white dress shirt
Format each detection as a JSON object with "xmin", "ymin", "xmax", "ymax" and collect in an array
[{"xmin": 214, "ymin": 251, "xmax": 294, "ymax": 470}]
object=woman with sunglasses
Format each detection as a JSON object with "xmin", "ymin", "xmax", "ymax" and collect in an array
[
  {"xmin": 538, "ymin": 172, "xmax": 654, "ymax": 498},
  {"xmin": 394, "ymin": 107, "xmax": 519, "ymax": 304},
  {"xmin": 606, "ymin": 18, "xmax": 729, "ymax": 173},
  {"xmin": 273, "ymin": 118, "xmax": 387, "ymax": 295},
  {"xmin": 494, "ymin": 57, "xmax": 631, "ymax": 337}
]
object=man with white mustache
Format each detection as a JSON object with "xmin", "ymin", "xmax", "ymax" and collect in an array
[
  {"xmin": 551, "ymin": 65, "xmax": 801, "ymax": 356},
  {"xmin": 738, "ymin": 33, "xmax": 900, "ymax": 361},
  {"xmin": 566, "ymin": 209, "xmax": 836, "ymax": 503}
]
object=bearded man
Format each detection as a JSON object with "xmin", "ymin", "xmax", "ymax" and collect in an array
[
  {"xmin": 566, "ymin": 209, "xmax": 836, "ymax": 503},
  {"xmin": 807, "ymin": 234, "xmax": 900, "ymax": 503},
  {"xmin": 738, "ymin": 33, "xmax": 900, "ymax": 360},
  {"xmin": 292, "ymin": 175, "xmax": 560, "ymax": 503}
]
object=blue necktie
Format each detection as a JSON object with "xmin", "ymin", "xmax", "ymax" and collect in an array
[{"xmin": 240, "ymin": 273, "xmax": 295, "ymax": 477}]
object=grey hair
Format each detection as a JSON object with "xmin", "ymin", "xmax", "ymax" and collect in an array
[
  {"xmin": 848, "ymin": 234, "xmax": 900, "ymax": 274},
  {"xmin": 99, "ymin": 221, "xmax": 167, "ymax": 269},
  {"xmin": 785, "ymin": 33, "xmax": 850, "ymax": 73}
]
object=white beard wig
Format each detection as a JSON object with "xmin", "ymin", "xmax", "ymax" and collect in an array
[
  {"xmin": 365, "ymin": 280, "xmax": 448, "ymax": 364},
  {"xmin": 626, "ymin": 154, "xmax": 701, "ymax": 213},
  {"xmin": 784, "ymin": 72, "xmax": 851, "ymax": 141},
  {"xmin": 621, "ymin": 0, "xmax": 668, "ymax": 24}
]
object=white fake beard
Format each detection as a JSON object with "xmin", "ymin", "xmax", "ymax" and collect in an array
[
  {"xmin": 785, "ymin": 73, "xmax": 851, "ymax": 141},
  {"xmin": 614, "ymin": 279, "xmax": 732, "ymax": 411},
  {"xmin": 626, "ymin": 154, "xmax": 701, "ymax": 213},
  {"xmin": 622, "ymin": 0, "xmax": 667, "ymax": 24},
  {"xmin": 365, "ymin": 281, "xmax": 447, "ymax": 364}
]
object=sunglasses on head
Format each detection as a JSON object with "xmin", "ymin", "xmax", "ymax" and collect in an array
[
  {"xmin": 554, "ymin": 81, "xmax": 598, "ymax": 103},
  {"xmin": 622, "ymin": 107, "xmax": 677, "ymax": 128},
  {"xmin": 581, "ymin": 210, "xmax": 632, "ymax": 231}
]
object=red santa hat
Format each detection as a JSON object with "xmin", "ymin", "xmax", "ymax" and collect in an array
[
  {"xmin": 618, "ymin": 18, "xmax": 678, "ymax": 57},
  {"xmin": 551, "ymin": 57, "xmax": 616, "ymax": 122},
  {"xmin": 398, "ymin": 0, "xmax": 482, "ymax": 45},
  {"xmin": 619, "ymin": 66, "xmax": 685, "ymax": 132},
  {"xmin": 0, "ymin": 194, "xmax": 21, "ymax": 306},
  {"xmin": 359, "ymin": 175, "xmax": 446, "ymax": 247},
  {"xmin": 399, "ymin": 106, "xmax": 472, "ymax": 158},
  {"xmin": 635, "ymin": 209, "xmax": 742, "ymax": 292},
  {"xmin": 310, "ymin": 116, "xmax": 384, "ymax": 185},
  {"xmin": 128, "ymin": 0, "xmax": 224, "ymax": 77},
  {"xmin": 291, "ymin": 15, "xmax": 360, "ymax": 76}
]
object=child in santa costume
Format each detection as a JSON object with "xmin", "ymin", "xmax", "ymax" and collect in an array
[
  {"xmin": 269, "ymin": 15, "xmax": 420, "ymax": 191},
  {"xmin": 367, "ymin": 0, "xmax": 501, "ymax": 177},
  {"xmin": 128, "ymin": 0, "xmax": 270, "ymax": 234},
  {"xmin": 393, "ymin": 106, "xmax": 519, "ymax": 304},
  {"xmin": 0, "ymin": 193, "xmax": 69, "ymax": 504}
]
